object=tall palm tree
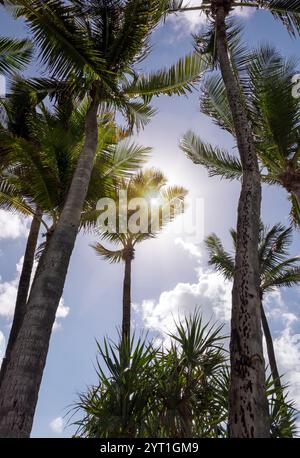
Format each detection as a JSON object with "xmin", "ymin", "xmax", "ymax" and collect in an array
[
  {"xmin": 91, "ymin": 168, "xmax": 187, "ymax": 341},
  {"xmin": 0, "ymin": 1, "xmax": 209, "ymax": 437},
  {"xmin": 0, "ymin": 88, "xmax": 149, "ymax": 396},
  {"xmin": 205, "ymin": 223, "xmax": 300, "ymax": 396},
  {"xmin": 168, "ymin": 1, "xmax": 290, "ymax": 437}
]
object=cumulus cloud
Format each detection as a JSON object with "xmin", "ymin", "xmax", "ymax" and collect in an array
[
  {"xmin": 134, "ymin": 238, "xmax": 232, "ymax": 338},
  {"xmin": 274, "ymin": 328, "xmax": 300, "ymax": 410},
  {"xmin": 174, "ymin": 237, "xmax": 202, "ymax": 259},
  {"xmin": 168, "ymin": 1, "xmax": 255, "ymax": 34},
  {"xmin": 0, "ymin": 257, "xmax": 70, "ymax": 328},
  {"xmin": 0, "ymin": 210, "xmax": 29, "ymax": 240},
  {"xmin": 49, "ymin": 416, "xmax": 64, "ymax": 434},
  {"xmin": 134, "ymin": 237, "xmax": 300, "ymax": 418}
]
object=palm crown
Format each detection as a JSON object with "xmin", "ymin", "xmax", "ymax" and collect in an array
[
  {"xmin": 92, "ymin": 168, "xmax": 187, "ymax": 262},
  {"xmin": 168, "ymin": 0, "xmax": 300, "ymax": 36},
  {"xmin": 8, "ymin": 0, "xmax": 209, "ymax": 128},
  {"xmin": 0, "ymin": 83, "xmax": 151, "ymax": 233},
  {"xmin": 205, "ymin": 222, "xmax": 300, "ymax": 293},
  {"xmin": 181, "ymin": 39, "xmax": 300, "ymax": 222}
]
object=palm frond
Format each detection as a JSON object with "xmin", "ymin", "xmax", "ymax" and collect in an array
[
  {"xmin": 91, "ymin": 241, "xmax": 124, "ymax": 264},
  {"xmin": 0, "ymin": 36, "xmax": 32, "ymax": 74},
  {"xmin": 205, "ymin": 233, "xmax": 235, "ymax": 281},
  {"xmin": 125, "ymin": 52, "xmax": 210, "ymax": 102},
  {"xmin": 181, "ymin": 130, "xmax": 242, "ymax": 180}
]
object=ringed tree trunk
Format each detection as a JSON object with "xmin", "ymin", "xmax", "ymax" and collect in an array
[
  {"xmin": 122, "ymin": 245, "xmax": 134, "ymax": 343},
  {"xmin": 0, "ymin": 207, "xmax": 42, "ymax": 387},
  {"xmin": 213, "ymin": 2, "xmax": 270, "ymax": 437},
  {"xmin": 0, "ymin": 97, "xmax": 99, "ymax": 438}
]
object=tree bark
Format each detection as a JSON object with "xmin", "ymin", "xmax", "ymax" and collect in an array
[
  {"xmin": 122, "ymin": 255, "xmax": 132, "ymax": 343},
  {"xmin": 0, "ymin": 97, "xmax": 99, "ymax": 438},
  {"xmin": 0, "ymin": 207, "xmax": 42, "ymax": 387},
  {"xmin": 214, "ymin": 3, "xmax": 269, "ymax": 437}
]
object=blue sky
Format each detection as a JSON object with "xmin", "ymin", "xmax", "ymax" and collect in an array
[{"xmin": 1, "ymin": 3, "xmax": 300, "ymax": 437}]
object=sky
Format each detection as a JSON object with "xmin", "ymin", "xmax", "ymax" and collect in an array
[{"xmin": 1, "ymin": 1, "xmax": 300, "ymax": 437}]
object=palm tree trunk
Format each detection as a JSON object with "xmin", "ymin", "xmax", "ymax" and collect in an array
[
  {"xmin": 214, "ymin": 2, "xmax": 269, "ymax": 437},
  {"xmin": 0, "ymin": 207, "xmax": 42, "ymax": 387},
  {"xmin": 260, "ymin": 303, "xmax": 281, "ymax": 391},
  {"xmin": 0, "ymin": 97, "xmax": 99, "ymax": 438},
  {"xmin": 122, "ymin": 255, "xmax": 132, "ymax": 342}
]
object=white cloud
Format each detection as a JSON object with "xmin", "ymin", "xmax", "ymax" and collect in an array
[
  {"xmin": 274, "ymin": 328, "xmax": 300, "ymax": 410},
  {"xmin": 53, "ymin": 299, "xmax": 70, "ymax": 331},
  {"xmin": 134, "ymin": 238, "xmax": 232, "ymax": 338},
  {"xmin": 49, "ymin": 416, "xmax": 64, "ymax": 434},
  {"xmin": 135, "ymin": 237, "xmax": 300, "ymax": 419},
  {"xmin": 0, "ymin": 276, "xmax": 18, "ymax": 318},
  {"xmin": 168, "ymin": 1, "xmax": 255, "ymax": 34},
  {"xmin": 0, "ymin": 210, "xmax": 29, "ymax": 240},
  {"xmin": 0, "ymin": 257, "xmax": 70, "ymax": 328},
  {"xmin": 174, "ymin": 237, "xmax": 202, "ymax": 259},
  {"xmin": 0, "ymin": 331, "xmax": 5, "ymax": 367}
]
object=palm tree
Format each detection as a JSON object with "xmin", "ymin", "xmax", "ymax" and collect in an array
[
  {"xmin": 205, "ymin": 223, "xmax": 300, "ymax": 397},
  {"xmin": 166, "ymin": 1, "xmax": 272, "ymax": 437},
  {"xmin": 183, "ymin": 45, "xmax": 300, "ymax": 226},
  {"xmin": 0, "ymin": 0, "xmax": 210, "ymax": 438},
  {"xmin": 0, "ymin": 87, "xmax": 150, "ymax": 401},
  {"xmin": 91, "ymin": 168, "xmax": 187, "ymax": 342}
]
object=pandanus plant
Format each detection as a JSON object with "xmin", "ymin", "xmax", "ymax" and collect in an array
[
  {"xmin": 0, "ymin": 0, "xmax": 209, "ymax": 437},
  {"xmin": 92, "ymin": 168, "xmax": 187, "ymax": 341},
  {"xmin": 73, "ymin": 311, "xmax": 297, "ymax": 438}
]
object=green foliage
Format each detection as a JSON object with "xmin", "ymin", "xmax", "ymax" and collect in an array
[
  {"xmin": 205, "ymin": 222, "xmax": 300, "ymax": 293},
  {"xmin": 0, "ymin": 36, "xmax": 32, "ymax": 74},
  {"xmin": 91, "ymin": 167, "xmax": 187, "ymax": 263},
  {"xmin": 72, "ymin": 311, "xmax": 228, "ymax": 438},
  {"xmin": 72, "ymin": 311, "xmax": 298, "ymax": 437}
]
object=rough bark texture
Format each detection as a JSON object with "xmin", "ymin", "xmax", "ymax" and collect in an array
[
  {"xmin": 0, "ymin": 98, "xmax": 99, "ymax": 438},
  {"xmin": 122, "ymin": 250, "xmax": 133, "ymax": 342},
  {"xmin": 0, "ymin": 207, "xmax": 42, "ymax": 388},
  {"xmin": 214, "ymin": 3, "xmax": 269, "ymax": 437}
]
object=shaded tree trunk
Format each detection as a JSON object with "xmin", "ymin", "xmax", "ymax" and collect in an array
[
  {"xmin": 260, "ymin": 302, "xmax": 281, "ymax": 391},
  {"xmin": 122, "ymin": 252, "xmax": 132, "ymax": 343},
  {"xmin": 0, "ymin": 207, "xmax": 42, "ymax": 387},
  {"xmin": 214, "ymin": 2, "xmax": 269, "ymax": 437},
  {"xmin": 0, "ymin": 98, "xmax": 99, "ymax": 438}
]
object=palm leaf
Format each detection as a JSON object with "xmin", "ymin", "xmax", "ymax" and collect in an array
[
  {"xmin": 181, "ymin": 130, "xmax": 243, "ymax": 180},
  {"xmin": 0, "ymin": 36, "xmax": 32, "ymax": 74}
]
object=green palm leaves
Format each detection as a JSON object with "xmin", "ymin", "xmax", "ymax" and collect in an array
[
  {"xmin": 91, "ymin": 168, "xmax": 187, "ymax": 263},
  {"xmin": 181, "ymin": 45, "xmax": 300, "ymax": 222},
  {"xmin": 0, "ymin": 37, "xmax": 32, "ymax": 75},
  {"xmin": 205, "ymin": 223, "xmax": 300, "ymax": 293}
]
